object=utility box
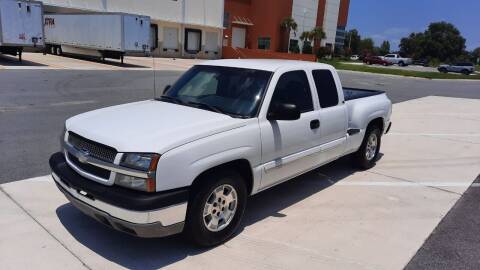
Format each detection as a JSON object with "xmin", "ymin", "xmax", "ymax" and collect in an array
[
  {"xmin": 44, "ymin": 13, "xmax": 151, "ymax": 63},
  {"xmin": 0, "ymin": 0, "xmax": 44, "ymax": 61}
]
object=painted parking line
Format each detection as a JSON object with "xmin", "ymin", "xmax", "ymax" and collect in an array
[
  {"xmin": 50, "ymin": 100, "xmax": 97, "ymax": 106},
  {"xmin": 389, "ymin": 132, "xmax": 480, "ymax": 137},
  {"xmin": 332, "ymin": 181, "xmax": 479, "ymax": 187}
]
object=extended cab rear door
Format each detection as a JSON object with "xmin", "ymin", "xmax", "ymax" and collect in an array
[{"xmin": 311, "ymin": 68, "xmax": 348, "ymax": 161}]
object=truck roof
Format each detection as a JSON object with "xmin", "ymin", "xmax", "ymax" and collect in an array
[{"xmin": 198, "ymin": 59, "xmax": 333, "ymax": 72}]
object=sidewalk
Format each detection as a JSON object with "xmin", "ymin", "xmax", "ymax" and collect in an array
[
  {"xmin": 0, "ymin": 53, "xmax": 202, "ymax": 71},
  {"xmin": 1, "ymin": 96, "xmax": 480, "ymax": 270}
]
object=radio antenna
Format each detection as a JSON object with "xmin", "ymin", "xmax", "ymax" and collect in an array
[{"xmin": 152, "ymin": 52, "xmax": 157, "ymax": 99}]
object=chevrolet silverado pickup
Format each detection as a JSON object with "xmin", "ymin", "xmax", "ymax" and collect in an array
[
  {"xmin": 382, "ymin": 54, "xmax": 412, "ymax": 66},
  {"xmin": 50, "ymin": 59, "xmax": 392, "ymax": 246}
]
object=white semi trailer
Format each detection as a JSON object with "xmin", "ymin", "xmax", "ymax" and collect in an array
[
  {"xmin": 44, "ymin": 13, "xmax": 151, "ymax": 64},
  {"xmin": 0, "ymin": 0, "xmax": 44, "ymax": 61}
]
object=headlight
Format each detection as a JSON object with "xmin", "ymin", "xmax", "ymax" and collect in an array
[
  {"xmin": 115, "ymin": 174, "xmax": 154, "ymax": 192},
  {"xmin": 116, "ymin": 153, "xmax": 160, "ymax": 192},
  {"xmin": 120, "ymin": 153, "xmax": 160, "ymax": 171}
]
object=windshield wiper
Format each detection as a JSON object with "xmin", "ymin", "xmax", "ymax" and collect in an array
[
  {"xmin": 157, "ymin": 97, "xmax": 244, "ymax": 118},
  {"xmin": 187, "ymin": 101, "xmax": 225, "ymax": 114},
  {"xmin": 155, "ymin": 95, "xmax": 185, "ymax": 105}
]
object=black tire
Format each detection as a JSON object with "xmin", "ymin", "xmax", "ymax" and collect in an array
[
  {"xmin": 398, "ymin": 61, "xmax": 405, "ymax": 67},
  {"xmin": 462, "ymin": 69, "xmax": 471, "ymax": 75},
  {"xmin": 184, "ymin": 169, "xmax": 247, "ymax": 246},
  {"xmin": 439, "ymin": 68, "xmax": 448, "ymax": 73},
  {"xmin": 352, "ymin": 126, "xmax": 382, "ymax": 170}
]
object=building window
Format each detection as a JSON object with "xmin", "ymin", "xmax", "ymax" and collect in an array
[
  {"xmin": 185, "ymin": 28, "xmax": 202, "ymax": 53},
  {"xmin": 224, "ymin": 12, "xmax": 230, "ymax": 28},
  {"xmin": 258, "ymin": 37, "xmax": 271, "ymax": 50}
]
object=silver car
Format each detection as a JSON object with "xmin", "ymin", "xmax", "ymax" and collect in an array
[{"xmin": 438, "ymin": 63, "xmax": 475, "ymax": 75}]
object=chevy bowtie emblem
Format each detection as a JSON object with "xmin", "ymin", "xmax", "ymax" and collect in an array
[{"xmin": 78, "ymin": 148, "xmax": 90, "ymax": 163}]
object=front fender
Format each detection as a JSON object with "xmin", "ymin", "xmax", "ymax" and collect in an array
[{"xmin": 154, "ymin": 120, "xmax": 261, "ymax": 192}]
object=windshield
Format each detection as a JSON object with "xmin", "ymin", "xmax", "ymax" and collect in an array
[{"xmin": 159, "ymin": 65, "xmax": 272, "ymax": 118}]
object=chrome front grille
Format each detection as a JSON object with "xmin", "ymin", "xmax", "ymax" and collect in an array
[{"xmin": 67, "ymin": 132, "xmax": 117, "ymax": 163}]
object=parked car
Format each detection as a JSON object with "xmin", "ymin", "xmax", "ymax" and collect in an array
[
  {"xmin": 350, "ymin": 55, "xmax": 359, "ymax": 61},
  {"xmin": 363, "ymin": 56, "xmax": 393, "ymax": 66},
  {"xmin": 382, "ymin": 54, "xmax": 412, "ymax": 66},
  {"xmin": 412, "ymin": 59, "xmax": 429, "ymax": 67},
  {"xmin": 438, "ymin": 63, "xmax": 475, "ymax": 75},
  {"xmin": 50, "ymin": 60, "xmax": 392, "ymax": 246}
]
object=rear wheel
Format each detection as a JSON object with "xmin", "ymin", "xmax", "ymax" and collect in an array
[
  {"xmin": 462, "ymin": 69, "xmax": 471, "ymax": 75},
  {"xmin": 439, "ymin": 68, "xmax": 448, "ymax": 73},
  {"xmin": 184, "ymin": 169, "xmax": 247, "ymax": 246},
  {"xmin": 353, "ymin": 126, "xmax": 382, "ymax": 169}
]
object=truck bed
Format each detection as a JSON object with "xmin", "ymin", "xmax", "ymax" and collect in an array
[{"xmin": 343, "ymin": 87, "xmax": 385, "ymax": 101}]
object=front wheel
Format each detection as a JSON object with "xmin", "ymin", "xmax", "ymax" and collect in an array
[
  {"xmin": 462, "ymin": 69, "xmax": 471, "ymax": 75},
  {"xmin": 352, "ymin": 126, "xmax": 382, "ymax": 169},
  {"xmin": 184, "ymin": 170, "xmax": 247, "ymax": 246}
]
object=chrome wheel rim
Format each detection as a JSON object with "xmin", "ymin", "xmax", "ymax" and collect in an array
[
  {"xmin": 365, "ymin": 133, "xmax": 378, "ymax": 161},
  {"xmin": 203, "ymin": 184, "xmax": 238, "ymax": 232}
]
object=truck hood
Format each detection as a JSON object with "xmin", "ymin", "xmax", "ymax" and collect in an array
[{"xmin": 66, "ymin": 100, "xmax": 249, "ymax": 153}]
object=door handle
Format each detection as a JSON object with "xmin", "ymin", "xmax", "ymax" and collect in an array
[{"xmin": 310, "ymin": 120, "xmax": 320, "ymax": 130}]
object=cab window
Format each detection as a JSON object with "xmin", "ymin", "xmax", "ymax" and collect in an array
[
  {"xmin": 270, "ymin": 71, "xmax": 314, "ymax": 113},
  {"xmin": 312, "ymin": 70, "xmax": 339, "ymax": 108}
]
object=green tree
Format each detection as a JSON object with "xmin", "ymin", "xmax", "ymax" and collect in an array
[
  {"xmin": 299, "ymin": 27, "xmax": 325, "ymax": 54},
  {"xmin": 344, "ymin": 29, "xmax": 361, "ymax": 55},
  {"xmin": 379, "ymin": 40, "xmax": 390, "ymax": 55},
  {"xmin": 472, "ymin": 47, "xmax": 480, "ymax": 64},
  {"xmin": 399, "ymin": 22, "xmax": 466, "ymax": 62},
  {"xmin": 423, "ymin": 22, "xmax": 465, "ymax": 61},
  {"xmin": 310, "ymin": 26, "xmax": 326, "ymax": 47},
  {"xmin": 399, "ymin": 32, "xmax": 425, "ymax": 59},
  {"xmin": 280, "ymin": 17, "xmax": 298, "ymax": 53},
  {"xmin": 360, "ymin": 38, "xmax": 374, "ymax": 54},
  {"xmin": 299, "ymin": 31, "xmax": 312, "ymax": 54}
]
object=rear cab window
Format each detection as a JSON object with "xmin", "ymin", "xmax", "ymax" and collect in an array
[{"xmin": 312, "ymin": 69, "xmax": 339, "ymax": 108}]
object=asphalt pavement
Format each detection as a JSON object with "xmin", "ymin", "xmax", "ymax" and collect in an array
[
  {"xmin": 1, "ymin": 65, "xmax": 480, "ymax": 269},
  {"xmin": 1, "ymin": 69, "xmax": 480, "ymax": 183}
]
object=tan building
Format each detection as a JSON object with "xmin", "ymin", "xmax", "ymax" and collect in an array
[{"xmin": 39, "ymin": 0, "xmax": 224, "ymax": 59}]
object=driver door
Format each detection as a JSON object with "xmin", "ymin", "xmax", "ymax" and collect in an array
[{"xmin": 259, "ymin": 70, "xmax": 321, "ymax": 189}]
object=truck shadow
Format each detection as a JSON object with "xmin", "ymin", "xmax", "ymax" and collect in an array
[
  {"xmin": 0, "ymin": 54, "xmax": 47, "ymax": 67},
  {"xmin": 56, "ymin": 155, "xmax": 378, "ymax": 270}
]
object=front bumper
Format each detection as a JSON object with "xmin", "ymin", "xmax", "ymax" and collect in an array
[{"xmin": 50, "ymin": 152, "xmax": 189, "ymax": 238}]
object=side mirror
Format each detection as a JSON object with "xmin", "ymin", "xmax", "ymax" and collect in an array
[
  {"xmin": 267, "ymin": 103, "xmax": 301, "ymax": 121},
  {"xmin": 163, "ymin": 85, "xmax": 171, "ymax": 95}
]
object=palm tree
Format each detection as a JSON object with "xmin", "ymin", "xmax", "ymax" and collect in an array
[
  {"xmin": 280, "ymin": 17, "xmax": 298, "ymax": 53},
  {"xmin": 309, "ymin": 26, "xmax": 326, "ymax": 47}
]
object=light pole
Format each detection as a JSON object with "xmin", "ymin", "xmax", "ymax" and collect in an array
[{"xmin": 301, "ymin": 8, "xmax": 308, "ymax": 54}]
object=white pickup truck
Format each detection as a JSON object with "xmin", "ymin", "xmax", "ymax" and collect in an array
[
  {"xmin": 50, "ymin": 60, "xmax": 392, "ymax": 246},
  {"xmin": 382, "ymin": 54, "xmax": 412, "ymax": 66}
]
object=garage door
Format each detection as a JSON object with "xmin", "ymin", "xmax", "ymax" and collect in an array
[
  {"xmin": 232, "ymin": 27, "xmax": 246, "ymax": 48},
  {"xmin": 186, "ymin": 29, "xmax": 201, "ymax": 52},
  {"xmin": 205, "ymin": 32, "xmax": 218, "ymax": 52},
  {"xmin": 163, "ymin": 27, "xmax": 178, "ymax": 50}
]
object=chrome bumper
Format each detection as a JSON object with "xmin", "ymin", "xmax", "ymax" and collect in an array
[{"xmin": 53, "ymin": 172, "xmax": 186, "ymax": 238}]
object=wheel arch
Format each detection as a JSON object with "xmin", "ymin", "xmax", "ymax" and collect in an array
[
  {"xmin": 191, "ymin": 159, "xmax": 254, "ymax": 196},
  {"xmin": 367, "ymin": 117, "xmax": 385, "ymax": 132}
]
